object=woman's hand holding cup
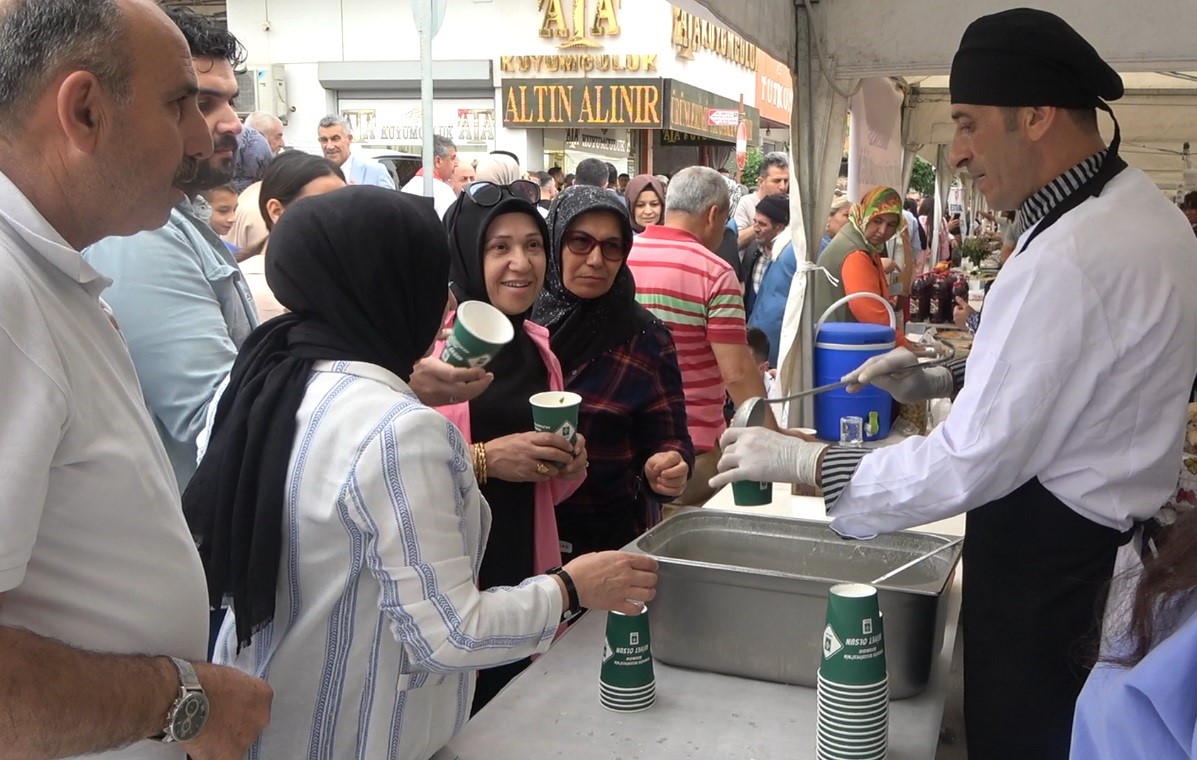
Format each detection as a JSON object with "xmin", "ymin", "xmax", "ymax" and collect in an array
[
  {"xmin": 485, "ymin": 432, "xmax": 577, "ymax": 482},
  {"xmin": 562, "ymin": 551, "xmax": 658, "ymax": 616}
]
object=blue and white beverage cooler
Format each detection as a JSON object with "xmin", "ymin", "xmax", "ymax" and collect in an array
[{"xmin": 813, "ymin": 292, "xmax": 895, "ymax": 443}]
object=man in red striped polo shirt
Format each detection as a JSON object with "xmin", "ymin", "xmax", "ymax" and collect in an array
[{"xmin": 628, "ymin": 166, "xmax": 774, "ymax": 506}]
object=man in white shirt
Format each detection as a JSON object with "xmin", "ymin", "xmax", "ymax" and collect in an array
[
  {"xmin": 712, "ymin": 10, "xmax": 1197, "ymax": 759},
  {"xmin": 0, "ymin": 1, "xmax": 271, "ymax": 758},
  {"xmin": 400, "ymin": 133, "xmax": 459, "ymax": 216},
  {"xmin": 733, "ymin": 151, "xmax": 789, "ymax": 252},
  {"xmin": 317, "ymin": 114, "xmax": 396, "ymax": 189}
]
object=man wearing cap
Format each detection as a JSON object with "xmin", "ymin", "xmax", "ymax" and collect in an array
[
  {"xmin": 744, "ymin": 195, "xmax": 797, "ymax": 367},
  {"xmin": 710, "ymin": 9, "xmax": 1197, "ymax": 757}
]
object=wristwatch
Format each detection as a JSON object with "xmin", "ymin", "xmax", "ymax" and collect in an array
[
  {"xmin": 546, "ymin": 566, "xmax": 581, "ymax": 621},
  {"xmin": 153, "ymin": 657, "xmax": 210, "ymax": 744}
]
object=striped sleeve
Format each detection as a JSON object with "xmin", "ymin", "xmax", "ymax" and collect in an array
[
  {"xmin": 946, "ymin": 357, "xmax": 967, "ymax": 397},
  {"xmin": 820, "ymin": 446, "xmax": 871, "ymax": 509},
  {"xmin": 706, "ymin": 266, "xmax": 748, "ymax": 345}
]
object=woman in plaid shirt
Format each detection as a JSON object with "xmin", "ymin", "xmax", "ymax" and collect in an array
[{"xmin": 533, "ymin": 186, "xmax": 695, "ymax": 560}]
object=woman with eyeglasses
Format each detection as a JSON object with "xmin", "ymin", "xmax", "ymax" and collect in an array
[
  {"xmin": 437, "ymin": 178, "xmax": 588, "ymax": 712},
  {"xmin": 532, "ymin": 185, "xmax": 694, "ymax": 561},
  {"xmin": 186, "ymin": 187, "xmax": 657, "ymax": 760}
]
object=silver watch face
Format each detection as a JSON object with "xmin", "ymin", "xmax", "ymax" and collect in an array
[{"xmin": 170, "ymin": 692, "xmax": 210, "ymax": 742}]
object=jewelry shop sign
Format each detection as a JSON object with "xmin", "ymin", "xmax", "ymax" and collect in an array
[
  {"xmin": 502, "ymin": 78, "xmax": 664, "ymax": 128},
  {"xmin": 664, "ymin": 80, "xmax": 759, "ymax": 143}
]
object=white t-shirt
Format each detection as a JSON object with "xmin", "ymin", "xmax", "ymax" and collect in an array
[
  {"xmin": 0, "ymin": 172, "xmax": 209, "ymax": 759},
  {"xmin": 215, "ymin": 361, "xmax": 561, "ymax": 760},
  {"xmin": 401, "ymin": 173, "xmax": 458, "ymax": 219}
]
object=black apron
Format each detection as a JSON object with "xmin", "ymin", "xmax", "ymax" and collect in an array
[{"xmin": 963, "ymin": 145, "xmax": 1133, "ymax": 759}]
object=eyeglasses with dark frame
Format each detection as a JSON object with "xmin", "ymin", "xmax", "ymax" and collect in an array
[
  {"xmin": 464, "ymin": 179, "xmax": 541, "ymax": 206},
  {"xmin": 561, "ymin": 230, "xmax": 630, "ymax": 262}
]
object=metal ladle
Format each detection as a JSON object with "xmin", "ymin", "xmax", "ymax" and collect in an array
[
  {"xmin": 729, "ymin": 343, "xmax": 956, "ymax": 430},
  {"xmin": 869, "ymin": 537, "xmax": 965, "ymax": 585}
]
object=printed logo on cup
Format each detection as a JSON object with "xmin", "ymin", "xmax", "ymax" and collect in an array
[
  {"xmin": 823, "ymin": 625, "xmax": 844, "ymax": 659},
  {"xmin": 556, "ymin": 420, "xmax": 575, "ymax": 440},
  {"xmin": 862, "ymin": 618, "xmax": 873, "ymax": 635}
]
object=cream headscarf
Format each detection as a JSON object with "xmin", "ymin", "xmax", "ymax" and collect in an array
[{"xmin": 474, "ymin": 153, "xmax": 521, "ymax": 185}]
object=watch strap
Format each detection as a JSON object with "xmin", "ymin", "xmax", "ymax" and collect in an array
[
  {"xmin": 153, "ymin": 657, "xmax": 204, "ymax": 743},
  {"xmin": 167, "ymin": 656, "xmax": 202, "ymax": 691},
  {"xmin": 546, "ymin": 566, "xmax": 581, "ymax": 620}
]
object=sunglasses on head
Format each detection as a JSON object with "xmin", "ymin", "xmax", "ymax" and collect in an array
[
  {"xmin": 562, "ymin": 230, "xmax": 629, "ymax": 262},
  {"xmin": 465, "ymin": 180, "xmax": 541, "ymax": 206}
]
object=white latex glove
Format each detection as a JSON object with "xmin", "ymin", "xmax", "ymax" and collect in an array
[
  {"xmin": 709, "ymin": 427, "xmax": 829, "ymax": 490},
  {"xmin": 841, "ymin": 347, "xmax": 953, "ymax": 403}
]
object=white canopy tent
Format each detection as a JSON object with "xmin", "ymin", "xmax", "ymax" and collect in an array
[{"xmin": 671, "ymin": 0, "xmax": 1197, "ymax": 423}]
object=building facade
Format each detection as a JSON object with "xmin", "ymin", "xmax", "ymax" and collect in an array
[{"xmin": 226, "ymin": 0, "xmax": 791, "ymax": 174}]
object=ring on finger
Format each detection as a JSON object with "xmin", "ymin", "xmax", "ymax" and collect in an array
[{"xmin": 535, "ymin": 462, "xmax": 551, "ymax": 476}]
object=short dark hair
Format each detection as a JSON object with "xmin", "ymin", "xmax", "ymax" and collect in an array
[
  {"xmin": 536, "ymin": 171, "xmax": 554, "ymax": 189},
  {"xmin": 903, "ymin": 198, "xmax": 918, "ymax": 214},
  {"xmin": 201, "ymin": 183, "xmax": 237, "ymax": 201},
  {"xmin": 575, "ymin": 158, "xmax": 609, "ymax": 187},
  {"xmin": 606, "ymin": 162, "xmax": 619, "ymax": 185},
  {"xmin": 746, "ymin": 327, "xmax": 770, "ymax": 365},
  {"xmin": 618, "ymin": 173, "xmax": 630, "ymax": 181},
  {"xmin": 162, "ymin": 5, "xmax": 246, "ymax": 69},
  {"xmin": 563, "ymin": 173, "xmax": 575, "ymax": 187},
  {"xmin": 0, "ymin": 0, "xmax": 130, "ymax": 130}
]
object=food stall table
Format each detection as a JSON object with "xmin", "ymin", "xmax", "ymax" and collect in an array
[{"xmin": 433, "ymin": 486, "xmax": 963, "ymax": 760}]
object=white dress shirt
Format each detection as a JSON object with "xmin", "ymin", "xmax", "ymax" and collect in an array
[
  {"xmin": 0, "ymin": 171, "xmax": 208, "ymax": 759},
  {"xmin": 215, "ymin": 360, "xmax": 561, "ymax": 760},
  {"xmin": 830, "ymin": 167, "xmax": 1197, "ymax": 538}
]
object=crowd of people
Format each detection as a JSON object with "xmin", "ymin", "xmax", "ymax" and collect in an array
[{"xmin": 4, "ymin": 2, "xmax": 1197, "ymax": 760}]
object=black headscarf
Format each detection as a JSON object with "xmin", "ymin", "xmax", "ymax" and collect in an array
[
  {"xmin": 445, "ymin": 192, "xmax": 550, "ymax": 313},
  {"xmin": 182, "ymin": 186, "xmax": 450, "ymax": 649},
  {"xmin": 443, "ymin": 189, "xmax": 552, "ymax": 591},
  {"xmin": 531, "ymin": 185, "xmax": 654, "ymax": 375}
]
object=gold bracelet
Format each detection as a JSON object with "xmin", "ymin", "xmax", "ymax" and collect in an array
[{"xmin": 473, "ymin": 442, "xmax": 488, "ymax": 485}]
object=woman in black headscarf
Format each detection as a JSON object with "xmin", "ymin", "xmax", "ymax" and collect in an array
[
  {"xmin": 437, "ymin": 180, "xmax": 588, "ymax": 712},
  {"xmin": 183, "ymin": 186, "xmax": 657, "ymax": 760},
  {"xmin": 532, "ymin": 185, "xmax": 695, "ymax": 560}
]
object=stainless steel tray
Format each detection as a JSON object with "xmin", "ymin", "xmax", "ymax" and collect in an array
[{"xmin": 626, "ymin": 510, "xmax": 961, "ymax": 699}]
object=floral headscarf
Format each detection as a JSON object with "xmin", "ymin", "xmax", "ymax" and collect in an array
[{"xmin": 848, "ymin": 186, "xmax": 906, "ymax": 254}]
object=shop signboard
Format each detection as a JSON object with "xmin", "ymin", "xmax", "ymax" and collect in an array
[
  {"xmin": 564, "ymin": 129, "xmax": 630, "ymax": 157},
  {"xmin": 664, "ymin": 80, "xmax": 758, "ymax": 144},
  {"xmin": 502, "ymin": 79, "xmax": 664, "ymax": 128},
  {"xmin": 339, "ymin": 99, "xmax": 496, "ymax": 148},
  {"xmin": 756, "ymin": 49, "xmax": 794, "ymax": 126},
  {"xmin": 499, "ymin": 0, "xmax": 659, "ymax": 77}
]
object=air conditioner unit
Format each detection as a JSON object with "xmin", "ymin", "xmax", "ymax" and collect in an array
[{"xmin": 234, "ymin": 64, "xmax": 289, "ymax": 124}]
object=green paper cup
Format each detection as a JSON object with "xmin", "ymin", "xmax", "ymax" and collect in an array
[
  {"xmin": 729, "ymin": 396, "xmax": 772, "ymax": 505},
  {"xmin": 601, "ymin": 694, "xmax": 655, "ymax": 713},
  {"xmin": 820, "ymin": 584, "xmax": 888, "ymax": 686},
  {"xmin": 530, "ymin": 391, "xmax": 582, "ymax": 445},
  {"xmin": 732, "ymin": 479, "xmax": 773, "ymax": 506},
  {"xmin": 600, "ymin": 608, "xmax": 654, "ymax": 691},
  {"xmin": 440, "ymin": 301, "xmax": 515, "ymax": 368}
]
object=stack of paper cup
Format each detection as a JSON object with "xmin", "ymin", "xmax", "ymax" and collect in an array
[
  {"xmin": 816, "ymin": 583, "xmax": 888, "ymax": 759},
  {"xmin": 599, "ymin": 607, "xmax": 655, "ymax": 712}
]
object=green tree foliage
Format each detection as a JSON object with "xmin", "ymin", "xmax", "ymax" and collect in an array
[
  {"xmin": 909, "ymin": 157, "xmax": 935, "ymax": 196},
  {"xmin": 738, "ymin": 147, "xmax": 764, "ymax": 187}
]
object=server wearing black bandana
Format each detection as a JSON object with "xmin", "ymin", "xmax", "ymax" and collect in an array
[{"xmin": 710, "ymin": 9, "xmax": 1197, "ymax": 758}]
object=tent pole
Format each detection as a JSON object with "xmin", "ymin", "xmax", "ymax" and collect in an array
[{"xmin": 794, "ymin": 2, "xmax": 816, "ymax": 428}]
